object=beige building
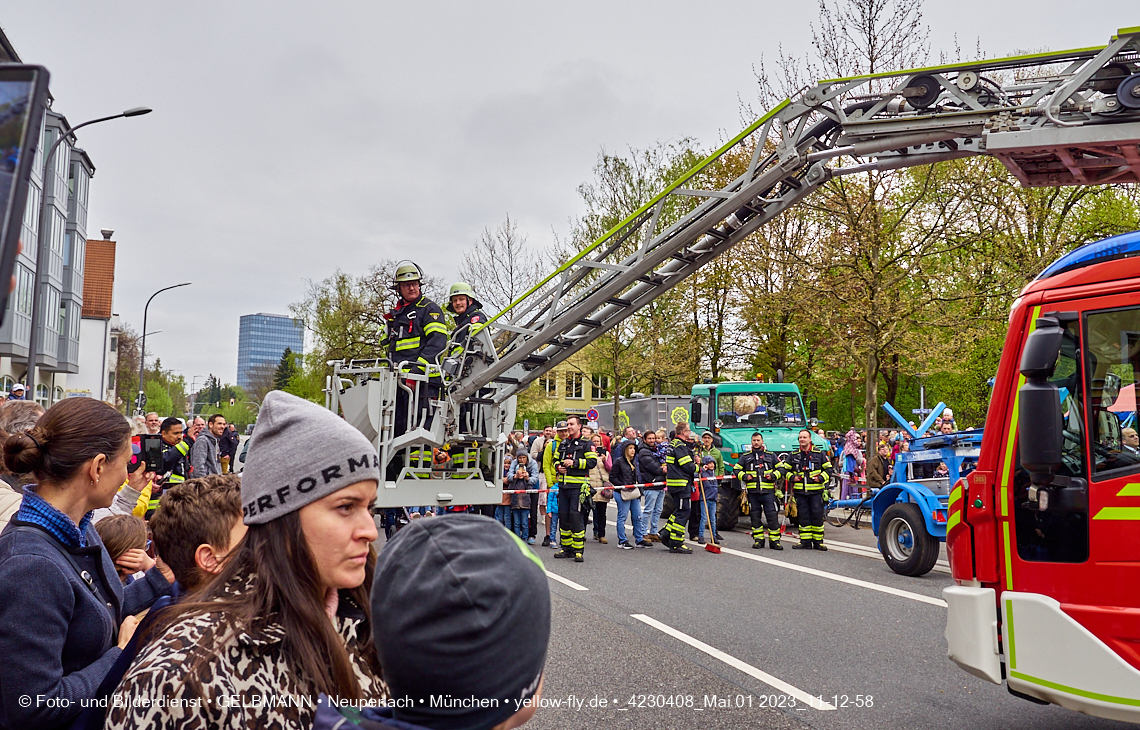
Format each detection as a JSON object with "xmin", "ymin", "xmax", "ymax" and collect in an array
[{"xmin": 530, "ymin": 353, "xmax": 611, "ymax": 418}]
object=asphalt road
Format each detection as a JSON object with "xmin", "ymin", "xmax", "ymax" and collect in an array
[{"xmin": 515, "ymin": 513, "xmax": 1133, "ymax": 730}]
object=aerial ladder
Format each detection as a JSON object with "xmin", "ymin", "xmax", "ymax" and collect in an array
[{"xmin": 328, "ymin": 26, "xmax": 1140, "ymax": 512}]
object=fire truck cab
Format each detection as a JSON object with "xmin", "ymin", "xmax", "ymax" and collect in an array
[{"xmin": 944, "ymin": 230, "xmax": 1140, "ymax": 723}]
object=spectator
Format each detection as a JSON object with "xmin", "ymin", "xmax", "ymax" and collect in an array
[
  {"xmin": 1123, "ymin": 427, "xmax": 1140, "ymax": 455},
  {"xmin": 940, "ymin": 421, "xmax": 954, "ymax": 435},
  {"xmin": 0, "ymin": 427, "xmax": 15, "ymax": 531},
  {"xmin": 541, "ymin": 422, "xmax": 567, "ymax": 548},
  {"xmin": 589, "ymin": 433, "xmax": 611, "ymax": 544},
  {"xmin": 696, "ymin": 431, "xmax": 724, "ymax": 545},
  {"xmin": 639, "ymin": 430, "xmax": 666, "ymax": 542},
  {"xmin": 839, "ymin": 428, "xmax": 866, "ymax": 500},
  {"xmin": 130, "ymin": 415, "xmax": 148, "ymax": 436},
  {"xmin": 218, "ymin": 423, "xmax": 240, "ymax": 474},
  {"xmin": 611, "ymin": 425, "xmax": 638, "ymax": 461},
  {"xmin": 934, "ymin": 461, "xmax": 950, "ymax": 478},
  {"xmin": 0, "ymin": 399, "xmax": 45, "ymax": 435},
  {"xmin": 185, "ymin": 416, "xmax": 206, "ymax": 447},
  {"xmin": 496, "ymin": 463, "xmax": 513, "ymax": 528},
  {"xmin": 506, "ymin": 448, "xmax": 538, "ymax": 541},
  {"xmin": 6, "ymin": 383, "xmax": 26, "ymax": 401},
  {"xmin": 153, "ymin": 418, "xmax": 190, "ymax": 518},
  {"xmin": 148, "ymin": 474, "xmax": 246, "ymax": 593},
  {"xmin": 94, "ymin": 514, "xmax": 151, "ymax": 584},
  {"xmin": 144, "ymin": 412, "xmax": 161, "ymax": 435},
  {"xmin": 866, "ymin": 442, "xmax": 893, "ymax": 490},
  {"xmin": 107, "ymin": 391, "xmax": 386, "ymax": 729},
  {"xmin": 190, "ymin": 414, "xmax": 225, "ymax": 477},
  {"xmin": 610, "ymin": 440, "xmax": 647, "ymax": 548},
  {"xmin": 318, "ymin": 515, "xmax": 549, "ymax": 730},
  {"xmin": 529, "ymin": 426, "xmax": 553, "ymax": 544},
  {"xmin": 91, "ymin": 441, "xmax": 155, "ymax": 522},
  {"xmin": 0, "ymin": 398, "xmax": 173, "ymax": 730}
]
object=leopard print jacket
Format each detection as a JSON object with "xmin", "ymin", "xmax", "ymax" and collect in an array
[{"xmin": 105, "ymin": 580, "xmax": 387, "ymax": 730}]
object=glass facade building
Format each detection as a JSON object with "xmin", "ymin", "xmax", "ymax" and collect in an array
[{"xmin": 237, "ymin": 313, "xmax": 304, "ymax": 391}]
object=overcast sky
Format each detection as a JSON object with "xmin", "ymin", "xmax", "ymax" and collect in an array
[{"xmin": 0, "ymin": 1, "xmax": 1133, "ymax": 389}]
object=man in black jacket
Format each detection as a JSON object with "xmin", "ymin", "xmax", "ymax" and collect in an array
[
  {"xmin": 638, "ymin": 431, "xmax": 666, "ymax": 543},
  {"xmin": 784, "ymin": 429, "xmax": 833, "ymax": 551},
  {"xmin": 660, "ymin": 421, "xmax": 696, "ymax": 554},
  {"xmin": 734, "ymin": 432, "xmax": 784, "ymax": 550},
  {"xmin": 554, "ymin": 415, "xmax": 596, "ymax": 563},
  {"xmin": 219, "ymin": 423, "xmax": 240, "ymax": 474}
]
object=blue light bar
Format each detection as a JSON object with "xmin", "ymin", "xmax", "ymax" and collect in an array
[{"xmin": 1036, "ymin": 230, "xmax": 1140, "ymax": 280}]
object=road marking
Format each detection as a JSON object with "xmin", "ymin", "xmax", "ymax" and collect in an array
[
  {"xmin": 714, "ymin": 544, "xmax": 947, "ymax": 607},
  {"xmin": 606, "ymin": 519, "xmax": 946, "ymax": 606},
  {"xmin": 631, "ymin": 613, "xmax": 836, "ymax": 710},
  {"xmin": 545, "ymin": 570, "xmax": 588, "ymax": 591},
  {"xmin": 796, "ymin": 533, "xmax": 951, "ymax": 573}
]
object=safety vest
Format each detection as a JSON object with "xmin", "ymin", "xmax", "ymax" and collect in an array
[
  {"xmin": 665, "ymin": 437, "xmax": 696, "ymax": 492},
  {"xmin": 150, "ymin": 439, "xmax": 190, "ymax": 513}
]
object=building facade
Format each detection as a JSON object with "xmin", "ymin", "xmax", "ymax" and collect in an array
[
  {"xmin": 237, "ymin": 313, "xmax": 304, "ymax": 391},
  {"xmin": 71, "ymin": 235, "xmax": 119, "ymax": 403},
  {"xmin": 0, "ymin": 29, "xmax": 94, "ymax": 405}
]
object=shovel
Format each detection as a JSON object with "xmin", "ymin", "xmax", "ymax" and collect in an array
[{"xmin": 697, "ymin": 478, "xmax": 721, "ymax": 554}]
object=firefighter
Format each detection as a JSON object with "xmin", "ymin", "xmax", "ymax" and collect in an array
[
  {"xmin": 660, "ymin": 421, "xmax": 696, "ymax": 554},
  {"xmin": 785, "ymin": 428, "xmax": 832, "ymax": 550},
  {"xmin": 153, "ymin": 417, "xmax": 191, "ymax": 517},
  {"xmin": 554, "ymin": 415, "xmax": 595, "ymax": 562},
  {"xmin": 734, "ymin": 432, "xmax": 783, "ymax": 550},
  {"xmin": 446, "ymin": 282, "xmax": 489, "ymax": 440},
  {"xmin": 386, "ymin": 262, "xmax": 448, "ymax": 475}
]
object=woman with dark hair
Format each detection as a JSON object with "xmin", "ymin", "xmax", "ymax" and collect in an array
[
  {"xmin": 107, "ymin": 390, "xmax": 387, "ymax": 729},
  {"xmin": 611, "ymin": 440, "xmax": 648, "ymax": 549},
  {"xmin": 0, "ymin": 398, "xmax": 173, "ymax": 730}
]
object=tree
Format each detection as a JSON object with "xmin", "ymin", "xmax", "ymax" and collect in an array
[
  {"xmin": 274, "ymin": 348, "xmax": 298, "ymax": 391},
  {"xmin": 457, "ymin": 215, "xmax": 546, "ymax": 314}
]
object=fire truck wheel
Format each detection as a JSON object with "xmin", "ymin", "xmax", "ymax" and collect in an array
[
  {"xmin": 878, "ymin": 502, "xmax": 939, "ymax": 576},
  {"xmin": 717, "ymin": 488, "xmax": 740, "ymax": 531}
]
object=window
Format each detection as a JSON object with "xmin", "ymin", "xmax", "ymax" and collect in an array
[
  {"xmin": 1086, "ymin": 307, "xmax": 1140, "ymax": 476},
  {"xmin": 108, "ymin": 371, "xmax": 116, "ymax": 389},
  {"xmin": 539, "ymin": 374, "xmax": 557, "ymax": 398},
  {"xmin": 53, "ymin": 386, "xmax": 64, "ymax": 404},
  {"xmin": 565, "ymin": 372, "xmax": 583, "ymax": 400},
  {"xmin": 1013, "ymin": 318, "xmax": 1088, "ymax": 563},
  {"xmin": 63, "ymin": 232, "xmax": 71, "ymax": 267},
  {"xmin": 15, "ymin": 266, "xmax": 33, "ymax": 316},
  {"xmin": 716, "ymin": 391, "xmax": 804, "ymax": 427},
  {"xmin": 590, "ymin": 375, "xmax": 610, "ymax": 401},
  {"xmin": 110, "ymin": 336, "xmax": 118, "ymax": 352},
  {"xmin": 0, "ymin": 376, "xmax": 12, "ymax": 395},
  {"xmin": 36, "ymin": 384, "xmax": 48, "ymax": 408}
]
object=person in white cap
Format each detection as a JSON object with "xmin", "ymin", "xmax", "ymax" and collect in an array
[{"xmin": 7, "ymin": 384, "xmax": 26, "ymax": 401}]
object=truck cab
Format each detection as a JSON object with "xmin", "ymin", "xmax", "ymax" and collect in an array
[
  {"xmin": 944, "ymin": 230, "xmax": 1140, "ymax": 722},
  {"xmin": 689, "ymin": 381, "xmax": 828, "ymax": 531}
]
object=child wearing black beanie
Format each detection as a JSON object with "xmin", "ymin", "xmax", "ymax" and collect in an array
[{"xmin": 313, "ymin": 513, "xmax": 551, "ymax": 730}]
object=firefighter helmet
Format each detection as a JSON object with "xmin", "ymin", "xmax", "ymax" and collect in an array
[{"xmin": 391, "ymin": 261, "xmax": 424, "ymax": 289}]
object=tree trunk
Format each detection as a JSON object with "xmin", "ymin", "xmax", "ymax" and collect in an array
[
  {"xmin": 864, "ymin": 348, "xmax": 880, "ymax": 429},
  {"xmin": 884, "ymin": 353, "xmax": 900, "ymax": 406}
]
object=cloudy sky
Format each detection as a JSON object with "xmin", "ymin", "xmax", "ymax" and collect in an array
[{"xmin": 0, "ymin": 1, "xmax": 1132, "ymax": 388}]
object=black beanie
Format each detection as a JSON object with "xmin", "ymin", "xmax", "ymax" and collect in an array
[{"xmin": 372, "ymin": 514, "xmax": 551, "ymax": 730}]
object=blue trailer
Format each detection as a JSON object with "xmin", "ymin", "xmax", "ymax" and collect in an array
[{"xmin": 825, "ymin": 401, "xmax": 981, "ymax": 576}]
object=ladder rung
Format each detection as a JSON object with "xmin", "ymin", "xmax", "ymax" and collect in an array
[
  {"xmin": 605, "ymin": 297, "xmax": 631, "ymax": 307},
  {"xmin": 492, "ymin": 376, "xmax": 520, "ymax": 384},
  {"xmin": 523, "ymin": 354, "xmax": 549, "ymax": 366},
  {"xmin": 782, "ymin": 176, "xmax": 802, "ymax": 189},
  {"xmin": 577, "ymin": 318, "xmax": 602, "ymax": 328}
]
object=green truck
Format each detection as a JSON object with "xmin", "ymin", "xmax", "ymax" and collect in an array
[{"xmin": 688, "ymin": 381, "xmax": 829, "ymax": 531}]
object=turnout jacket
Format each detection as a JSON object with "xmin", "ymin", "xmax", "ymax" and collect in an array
[
  {"xmin": 386, "ymin": 295, "xmax": 448, "ymax": 377},
  {"xmin": 665, "ymin": 437, "xmax": 697, "ymax": 494},
  {"xmin": 734, "ymin": 448, "xmax": 782, "ymax": 491},
  {"xmin": 556, "ymin": 437, "xmax": 597, "ymax": 490},
  {"xmin": 783, "ymin": 447, "xmax": 833, "ymax": 492},
  {"xmin": 449, "ymin": 300, "xmax": 488, "ymax": 359}
]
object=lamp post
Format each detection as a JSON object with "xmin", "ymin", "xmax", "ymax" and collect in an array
[
  {"xmin": 136, "ymin": 282, "xmax": 190, "ymax": 415},
  {"xmin": 25, "ymin": 107, "xmax": 152, "ymax": 391}
]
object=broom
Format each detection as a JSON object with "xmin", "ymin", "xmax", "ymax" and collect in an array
[{"xmin": 697, "ymin": 478, "xmax": 721, "ymax": 554}]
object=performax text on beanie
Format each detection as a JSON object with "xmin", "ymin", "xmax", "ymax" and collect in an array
[{"xmin": 243, "ymin": 451, "xmax": 380, "ymax": 522}]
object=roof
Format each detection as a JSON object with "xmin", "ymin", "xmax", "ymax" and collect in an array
[
  {"xmin": 0, "ymin": 25, "xmax": 21, "ymax": 63},
  {"xmin": 692, "ymin": 381, "xmax": 802, "ymax": 394},
  {"xmin": 81, "ymin": 240, "xmax": 116, "ymax": 319}
]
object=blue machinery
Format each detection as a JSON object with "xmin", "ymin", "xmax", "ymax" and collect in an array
[{"xmin": 825, "ymin": 401, "xmax": 981, "ymax": 576}]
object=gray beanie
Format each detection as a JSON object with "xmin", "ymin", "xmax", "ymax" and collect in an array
[
  {"xmin": 241, "ymin": 390, "xmax": 380, "ymax": 525},
  {"xmin": 373, "ymin": 514, "xmax": 550, "ymax": 730}
]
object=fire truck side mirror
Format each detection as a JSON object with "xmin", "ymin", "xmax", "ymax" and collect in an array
[
  {"xmin": 690, "ymin": 398, "xmax": 702, "ymax": 425},
  {"xmin": 1019, "ymin": 316, "xmax": 1063, "ymax": 378},
  {"xmin": 809, "ymin": 399, "xmax": 818, "ymax": 420},
  {"xmin": 1018, "ymin": 315, "xmax": 1066, "ymax": 485}
]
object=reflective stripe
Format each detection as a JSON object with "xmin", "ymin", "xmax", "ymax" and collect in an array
[
  {"xmin": 396, "ymin": 337, "xmax": 421, "ymax": 351},
  {"xmin": 175, "ymin": 441, "xmax": 190, "ymax": 456},
  {"xmin": 677, "ymin": 455, "xmax": 693, "ymax": 466},
  {"xmin": 423, "ymin": 322, "xmax": 448, "ymax": 336}
]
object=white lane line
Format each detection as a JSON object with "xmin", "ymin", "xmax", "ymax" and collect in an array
[
  {"xmin": 714, "ymin": 544, "xmax": 947, "ymax": 607},
  {"xmin": 545, "ymin": 570, "xmax": 588, "ymax": 591},
  {"xmin": 788, "ymin": 531, "xmax": 951, "ymax": 573},
  {"xmin": 631, "ymin": 613, "xmax": 836, "ymax": 710},
  {"xmin": 606, "ymin": 520, "xmax": 946, "ymax": 606}
]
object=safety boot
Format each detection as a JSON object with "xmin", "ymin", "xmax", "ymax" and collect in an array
[
  {"xmin": 669, "ymin": 544, "xmax": 693, "ymax": 555},
  {"xmin": 752, "ymin": 540, "xmax": 764, "ymax": 550},
  {"xmin": 813, "ymin": 542, "xmax": 828, "ymax": 552},
  {"xmin": 769, "ymin": 541, "xmax": 783, "ymax": 551},
  {"xmin": 792, "ymin": 542, "xmax": 812, "ymax": 550},
  {"xmin": 553, "ymin": 550, "xmax": 574, "ymax": 559},
  {"xmin": 574, "ymin": 552, "xmax": 584, "ymax": 562}
]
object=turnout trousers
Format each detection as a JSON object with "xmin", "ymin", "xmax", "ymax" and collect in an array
[
  {"xmin": 557, "ymin": 487, "xmax": 586, "ymax": 556},
  {"xmin": 747, "ymin": 490, "xmax": 781, "ymax": 546},
  {"xmin": 794, "ymin": 490, "xmax": 825, "ymax": 546},
  {"xmin": 660, "ymin": 489, "xmax": 691, "ymax": 548}
]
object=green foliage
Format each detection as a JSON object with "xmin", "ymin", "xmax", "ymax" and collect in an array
[
  {"xmin": 274, "ymin": 348, "xmax": 298, "ymax": 391},
  {"xmin": 284, "ymin": 353, "xmax": 328, "ymax": 404},
  {"xmin": 143, "ymin": 380, "xmax": 174, "ymax": 420}
]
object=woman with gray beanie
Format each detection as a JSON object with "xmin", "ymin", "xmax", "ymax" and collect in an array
[{"xmin": 107, "ymin": 391, "xmax": 387, "ymax": 729}]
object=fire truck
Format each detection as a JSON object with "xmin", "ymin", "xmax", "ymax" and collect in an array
[
  {"xmin": 325, "ymin": 26, "xmax": 1140, "ymax": 721},
  {"xmin": 944, "ymin": 232, "xmax": 1140, "ymax": 722}
]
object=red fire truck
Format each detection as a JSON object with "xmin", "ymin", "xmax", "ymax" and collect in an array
[{"xmin": 944, "ymin": 231, "xmax": 1140, "ymax": 723}]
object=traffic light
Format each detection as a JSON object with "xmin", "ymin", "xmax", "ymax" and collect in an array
[{"xmin": 230, "ymin": 398, "xmax": 236, "ymax": 406}]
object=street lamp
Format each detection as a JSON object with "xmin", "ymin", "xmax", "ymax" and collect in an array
[
  {"xmin": 25, "ymin": 107, "xmax": 153, "ymax": 391},
  {"xmin": 136, "ymin": 282, "xmax": 190, "ymax": 415}
]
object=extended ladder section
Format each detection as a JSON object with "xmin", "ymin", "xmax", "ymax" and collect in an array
[{"xmin": 334, "ymin": 27, "xmax": 1140, "ymax": 507}]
